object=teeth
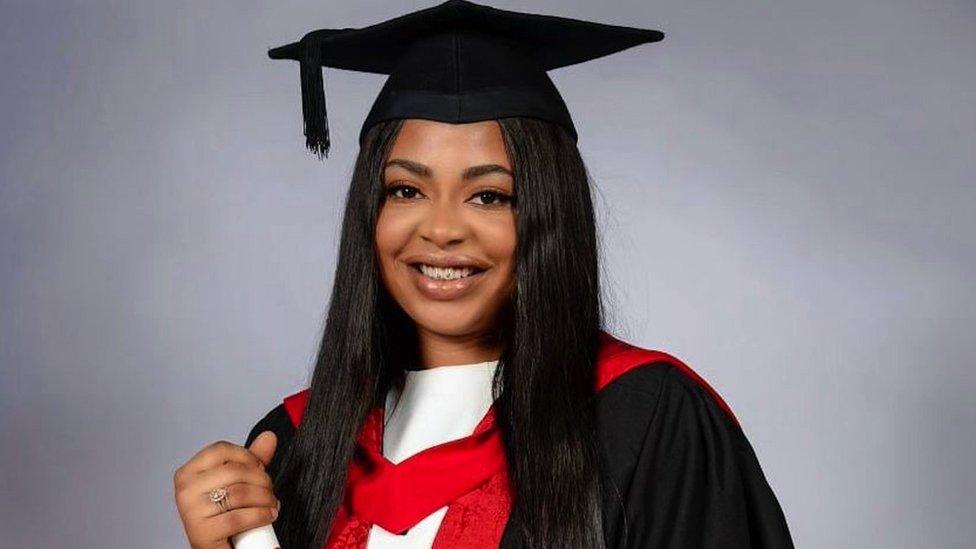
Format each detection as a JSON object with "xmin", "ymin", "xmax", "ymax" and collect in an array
[{"xmin": 418, "ymin": 263, "xmax": 476, "ymax": 280}]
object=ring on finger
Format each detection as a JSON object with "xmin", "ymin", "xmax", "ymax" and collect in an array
[{"xmin": 209, "ymin": 486, "xmax": 231, "ymax": 513}]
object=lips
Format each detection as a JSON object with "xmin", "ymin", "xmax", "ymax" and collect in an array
[{"xmin": 404, "ymin": 259, "xmax": 489, "ymax": 301}]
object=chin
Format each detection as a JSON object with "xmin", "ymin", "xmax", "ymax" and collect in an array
[{"xmin": 411, "ymin": 310, "xmax": 484, "ymax": 337}]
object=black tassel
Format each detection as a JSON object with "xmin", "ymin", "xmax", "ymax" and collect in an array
[{"xmin": 300, "ymin": 36, "xmax": 330, "ymax": 159}]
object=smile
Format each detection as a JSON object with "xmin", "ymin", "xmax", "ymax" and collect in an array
[
  {"xmin": 406, "ymin": 262, "xmax": 488, "ymax": 301},
  {"xmin": 414, "ymin": 263, "xmax": 484, "ymax": 280}
]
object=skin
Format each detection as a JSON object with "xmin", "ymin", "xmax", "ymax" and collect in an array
[
  {"xmin": 173, "ymin": 431, "xmax": 279, "ymax": 549},
  {"xmin": 174, "ymin": 118, "xmax": 516, "ymax": 545},
  {"xmin": 375, "ymin": 119, "xmax": 517, "ymax": 368}
]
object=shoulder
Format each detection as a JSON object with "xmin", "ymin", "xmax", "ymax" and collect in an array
[
  {"xmin": 595, "ymin": 359, "xmax": 744, "ymax": 479},
  {"xmin": 595, "ymin": 330, "xmax": 739, "ymax": 428},
  {"xmin": 594, "ymin": 334, "xmax": 748, "ymax": 497},
  {"xmin": 601, "ymin": 361, "xmax": 740, "ymax": 430},
  {"xmin": 594, "ymin": 340, "xmax": 795, "ymax": 546}
]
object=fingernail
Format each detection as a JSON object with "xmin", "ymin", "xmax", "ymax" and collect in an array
[{"xmin": 271, "ymin": 506, "xmax": 279, "ymax": 520}]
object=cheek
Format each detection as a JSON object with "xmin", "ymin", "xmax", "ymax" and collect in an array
[
  {"xmin": 374, "ymin": 210, "xmax": 411, "ymax": 275},
  {"xmin": 479, "ymin": 216, "xmax": 517, "ymax": 277}
]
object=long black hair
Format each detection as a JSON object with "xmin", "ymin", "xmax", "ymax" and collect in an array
[{"xmin": 271, "ymin": 116, "xmax": 607, "ymax": 548}]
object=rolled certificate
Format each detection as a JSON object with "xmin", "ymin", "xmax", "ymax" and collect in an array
[{"xmin": 231, "ymin": 524, "xmax": 280, "ymax": 549}]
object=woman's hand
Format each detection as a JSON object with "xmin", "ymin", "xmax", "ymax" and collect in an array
[{"xmin": 173, "ymin": 431, "xmax": 280, "ymax": 549}]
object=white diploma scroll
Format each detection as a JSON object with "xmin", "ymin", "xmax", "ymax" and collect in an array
[{"xmin": 231, "ymin": 524, "xmax": 280, "ymax": 549}]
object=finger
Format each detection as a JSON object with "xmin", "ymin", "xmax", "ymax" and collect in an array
[
  {"xmin": 204, "ymin": 505, "xmax": 279, "ymax": 541},
  {"xmin": 179, "ymin": 440, "xmax": 265, "ymax": 477},
  {"xmin": 195, "ymin": 461, "xmax": 273, "ymax": 495},
  {"xmin": 197, "ymin": 482, "xmax": 279, "ymax": 519},
  {"xmin": 176, "ymin": 461, "xmax": 273, "ymax": 511},
  {"xmin": 247, "ymin": 431, "xmax": 278, "ymax": 469}
]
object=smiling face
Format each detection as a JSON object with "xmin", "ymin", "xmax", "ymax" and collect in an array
[{"xmin": 375, "ymin": 119, "xmax": 517, "ymax": 349}]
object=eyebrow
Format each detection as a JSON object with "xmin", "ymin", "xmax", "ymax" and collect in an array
[{"xmin": 385, "ymin": 158, "xmax": 513, "ymax": 180}]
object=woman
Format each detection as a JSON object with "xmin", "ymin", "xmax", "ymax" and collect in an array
[{"xmin": 173, "ymin": 2, "xmax": 794, "ymax": 548}]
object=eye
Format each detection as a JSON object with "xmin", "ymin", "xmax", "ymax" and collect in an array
[
  {"xmin": 469, "ymin": 190, "xmax": 514, "ymax": 207},
  {"xmin": 385, "ymin": 183, "xmax": 423, "ymax": 200}
]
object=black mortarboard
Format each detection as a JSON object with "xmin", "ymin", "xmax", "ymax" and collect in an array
[{"xmin": 268, "ymin": 0, "xmax": 664, "ymax": 159}]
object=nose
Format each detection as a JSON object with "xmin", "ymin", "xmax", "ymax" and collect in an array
[{"xmin": 419, "ymin": 195, "xmax": 467, "ymax": 247}]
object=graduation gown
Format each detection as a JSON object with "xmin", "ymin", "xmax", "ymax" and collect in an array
[{"xmin": 244, "ymin": 331, "xmax": 794, "ymax": 548}]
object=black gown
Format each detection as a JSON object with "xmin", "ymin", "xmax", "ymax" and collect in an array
[{"xmin": 245, "ymin": 360, "xmax": 795, "ymax": 548}]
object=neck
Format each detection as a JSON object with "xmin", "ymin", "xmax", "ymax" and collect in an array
[{"xmin": 415, "ymin": 326, "xmax": 503, "ymax": 369}]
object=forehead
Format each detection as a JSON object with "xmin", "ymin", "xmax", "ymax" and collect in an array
[{"xmin": 388, "ymin": 119, "xmax": 511, "ymax": 167}]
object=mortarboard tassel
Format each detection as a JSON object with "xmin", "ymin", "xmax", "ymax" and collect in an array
[{"xmin": 299, "ymin": 35, "xmax": 330, "ymax": 159}]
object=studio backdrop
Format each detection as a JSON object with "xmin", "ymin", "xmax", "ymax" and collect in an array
[{"xmin": 1, "ymin": 1, "xmax": 974, "ymax": 547}]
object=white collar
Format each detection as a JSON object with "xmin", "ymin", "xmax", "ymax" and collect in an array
[{"xmin": 382, "ymin": 359, "xmax": 500, "ymax": 464}]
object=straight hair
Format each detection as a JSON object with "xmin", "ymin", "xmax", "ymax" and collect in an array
[{"xmin": 271, "ymin": 116, "xmax": 607, "ymax": 548}]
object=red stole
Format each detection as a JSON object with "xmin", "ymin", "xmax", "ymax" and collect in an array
[{"xmin": 281, "ymin": 330, "xmax": 738, "ymax": 548}]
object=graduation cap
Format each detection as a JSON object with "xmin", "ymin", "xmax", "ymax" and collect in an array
[{"xmin": 268, "ymin": 0, "xmax": 664, "ymax": 159}]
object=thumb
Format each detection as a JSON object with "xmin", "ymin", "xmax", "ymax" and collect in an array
[{"xmin": 247, "ymin": 430, "xmax": 278, "ymax": 469}]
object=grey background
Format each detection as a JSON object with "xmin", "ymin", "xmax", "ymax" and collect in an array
[{"xmin": 1, "ymin": 1, "xmax": 973, "ymax": 547}]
